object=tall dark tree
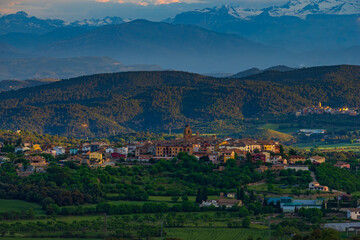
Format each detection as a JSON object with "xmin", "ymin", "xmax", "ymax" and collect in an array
[
  {"xmin": 195, "ymin": 188, "xmax": 202, "ymax": 204},
  {"xmin": 202, "ymin": 187, "xmax": 208, "ymax": 202},
  {"xmin": 239, "ymin": 187, "xmax": 245, "ymax": 201}
]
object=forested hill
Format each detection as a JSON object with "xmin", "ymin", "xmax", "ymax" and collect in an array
[
  {"xmin": 240, "ymin": 65, "xmax": 360, "ymax": 84},
  {"xmin": 0, "ymin": 65, "xmax": 359, "ymax": 137}
]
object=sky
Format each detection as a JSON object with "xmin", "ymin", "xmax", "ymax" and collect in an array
[{"xmin": 0, "ymin": 0, "xmax": 288, "ymax": 21}]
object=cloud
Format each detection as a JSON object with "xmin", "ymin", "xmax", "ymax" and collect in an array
[
  {"xmin": 0, "ymin": 0, "xmax": 288, "ymax": 21},
  {"xmin": 95, "ymin": 0, "xmax": 187, "ymax": 5},
  {"xmin": 0, "ymin": 0, "xmax": 22, "ymax": 14}
]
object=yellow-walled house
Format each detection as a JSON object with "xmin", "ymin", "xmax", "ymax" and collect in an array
[
  {"xmin": 89, "ymin": 152, "xmax": 103, "ymax": 163},
  {"xmin": 31, "ymin": 144, "xmax": 42, "ymax": 151}
]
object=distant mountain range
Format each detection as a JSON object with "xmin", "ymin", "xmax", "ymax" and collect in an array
[
  {"xmin": 0, "ymin": 56, "xmax": 162, "ymax": 80},
  {"xmin": 0, "ymin": 11, "xmax": 124, "ymax": 35},
  {"xmin": 0, "ymin": 0, "xmax": 359, "ymax": 75},
  {"xmin": 169, "ymin": 0, "xmax": 360, "ymax": 51},
  {"xmin": 230, "ymin": 65, "xmax": 297, "ymax": 78},
  {"xmin": 178, "ymin": 0, "xmax": 360, "ymax": 21},
  {"xmin": 0, "ymin": 79, "xmax": 58, "ymax": 92},
  {"xmin": 43, "ymin": 20, "xmax": 285, "ymax": 72},
  {"xmin": 0, "ymin": 65, "xmax": 359, "ymax": 137}
]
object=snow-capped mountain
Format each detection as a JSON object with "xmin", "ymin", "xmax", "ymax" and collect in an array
[
  {"xmin": 188, "ymin": 0, "xmax": 360, "ymax": 20},
  {"xmin": 0, "ymin": 12, "xmax": 125, "ymax": 35},
  {"xmin": 0, "ymin": 11, "xmax": 65, "ymax": 35},
  {"xmin": 267, "ymin": 0, "xmax": 360, "ymax": 18},
  {"xmin": 69, "ymin": 16, "xmax": 124, "ymax": 27},
  {"xmin": 170, "ymin": 0, "xmax": 360, "ymax": 51},
  {"xmin": 193, "ymin": 6, "xmax": 263, "ymax": 20}
]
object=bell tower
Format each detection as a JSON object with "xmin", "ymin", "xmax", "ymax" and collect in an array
[{"xmin": 183, "ymin": 124, "xmax": 192, "ymax": 141}]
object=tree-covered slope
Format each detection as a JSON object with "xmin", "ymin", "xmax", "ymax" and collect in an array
[{"xmin": 0, "ymin": 65, "xmax": 359, "ymax": 137}]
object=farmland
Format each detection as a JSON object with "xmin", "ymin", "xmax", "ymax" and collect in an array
[
  {"xmin": 0, "ymin": 199, "xmax": 45, "ymax": 216},
  {"xmin": 164, "ymin": 227, "xmax": 269, "ymax": 240}
]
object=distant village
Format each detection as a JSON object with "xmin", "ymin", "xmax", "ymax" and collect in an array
[
  {"xmin": 295, "ymin": 102, "xmax": 358, "ymax": 116},
  {"xmin": 0, "ymin": 125, "xmax": 333, "ymax": 179}
]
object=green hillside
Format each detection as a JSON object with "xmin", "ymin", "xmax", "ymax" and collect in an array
[
  {"xmin": 242, "ymin": 128, "xmax": 295, "ymax": 143},
  {"xmin": 0, "ymin": 65, "xmax": 359, "ymax": 137}
]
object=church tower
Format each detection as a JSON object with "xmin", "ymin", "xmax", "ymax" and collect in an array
[{"xmin": 183, "ymin": 124, "xmax": 192, "ymax": 141}]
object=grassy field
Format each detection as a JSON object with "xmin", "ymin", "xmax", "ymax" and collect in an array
[
  {"xmin": 164, "ymin": 227, "xmax": 269, "ymax": 240},
  {"xmin": 293, "ymin": 142, "xmax": 360, "ymax": 151},
  {"xmin": 0, "ymin": 239, "xmax": 101, "ymax": 240},
  {"xmin": 148, "ymin": 195, "xmax": 219, "ymax": 202},
  {"xmin": 261, "ymin": 123, "xmax": 299, "ymax": 134},
  {"xmin": 248, "ymin": 183, "xmax": 307, "ymax": 195},
  {"xmin": 0, "ymin": 199, "xmax": 45, "ymax": 215},
  {"xmin": 351, "ymin": 191, "xmax": 360, "ymax": 197}
]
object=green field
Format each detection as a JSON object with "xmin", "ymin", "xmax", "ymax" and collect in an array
[
  {"xmin": 164, "ymin": 227, "xmax": 269, "ymax": 240},
  {"xmin": 0, "ymin": 199, "xmax": 45, "ymax": 215},
  {"xmin": 0, "ymin": 239, "xmax": 101, "ymax": 240},
  {"xmin": 148, "ymin": 195, "xmax": 219, "ymax": 202},
  {"xmin": 248, "ymin": 183, "xmax": 306, "ymax": 195},
  {"xmin": 293, "ymin": 142, "xmax": 360, "ymax": 151}
]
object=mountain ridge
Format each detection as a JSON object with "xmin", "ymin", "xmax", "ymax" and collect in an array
[
  {"xmin": 0, "ymin": 65, "xmax": 359, "ymax": 137},
  {"xmin": 0, "ymin": 11, "xmax": 124, "ymax": 35}
]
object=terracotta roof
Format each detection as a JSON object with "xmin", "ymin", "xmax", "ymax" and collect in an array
[
  {"xmin": 347, "ymin": 208, "xmax": 360, "ymax": 212},
  {"xmin": 217, "ymin": 199, "xmax": 240, "ymax": 204}
]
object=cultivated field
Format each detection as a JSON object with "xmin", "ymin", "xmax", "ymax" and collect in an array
[
  {"xmin": 0, "ymin": 199, "xmax": 45, "ymax": 215},
  {"xmin": 165, "ymin": 227, "xmax": 268, "ymax": 240}
]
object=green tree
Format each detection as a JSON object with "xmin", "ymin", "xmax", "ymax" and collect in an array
[
  {"xmin": 171, "ymin": 196, "xmax": 180, "ymax": 203},
  {"xmin": 202, "ymin": 187, "xmax": 208, "ymax": 202},
  {"xmin": 242, "ymin": 217, "xmax": 251, "ymax": 228},
  {"xmin": 195, "ymin": 188, "xmax": 202, "ymax": 204}
]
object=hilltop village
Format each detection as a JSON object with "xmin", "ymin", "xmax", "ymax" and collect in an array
[{"xmin": 295, "ymin": 102, "xmax": 358, "ymax": 116}]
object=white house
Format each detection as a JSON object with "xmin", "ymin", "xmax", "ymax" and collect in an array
[
  {"xmin": 347, "ymin": 208, "xmax": 360, "ymax": 220},
  {"xmin": 116, "ymin": 147, "xmax": 128, "ymax": 155},
  {"xmin": 82, "ymin": 144, "xmax": 91, "ymax": 152},
  {"xmin": 269, "ymin": 155, "xmax": 282, "ymax": 164},
  {"xmin": 105, "ymin": 147, "xmax": 115, "ymax": 154},
  {"xmin": 209, "ymin": 153, "xmax": 219, "ymax": 164},
  {"xmin": 309, "ymin": 181, "xmax": 329, "ymax": 191},
  {"xmin": 15, "ymin": 146, "xmax": 30, "ymax": 153},
  {"xmin": 52, "ymin": 147, "xmax": 65, "ymax": 156}
]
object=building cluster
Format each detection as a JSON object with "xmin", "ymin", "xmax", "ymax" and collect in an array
[
  {"xmin": 295, "ymin": 102, "xmax": 358, "ymax": 117},
  {"xmin": 266, "ymin": 196, "xmax": 325, "ymax": 213},
  {"xmin": 0, "ymin": 125, "xmax": 336, "ymax": 178},
  {"xmin": 201, "ymin": 192, "xmax": 242, "ymax": 208}
]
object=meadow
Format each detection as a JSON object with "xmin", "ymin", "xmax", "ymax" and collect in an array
[
  {"xmin": 0, "ymin": 199, "xmax": 45, "ymax": 216},
  {"xmin": 293, "ymin": 142, "xmax": 360, "ymax": 151},
  {"xmin": 164, "ymin": 227, "xmax": 269, "ymax": 240}
]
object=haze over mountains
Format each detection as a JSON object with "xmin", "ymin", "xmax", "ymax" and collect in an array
[
  {"xmin": 170, "ymin": 0, "xmax": 360, "ymax": 51},
  {"xmin": 0, "ymin": 65, "xmax": 359, "ymax": 137},
  {"xmin": 0, "ymin": 11, "xmax": 124, "ymax": 35},
  {"xmin": 0, "ymin": 56, "xmax": 162, "ymax": 80},
  {"xmin": 0, "ymin": 0, "xmax": 359, "ymax": 78}
]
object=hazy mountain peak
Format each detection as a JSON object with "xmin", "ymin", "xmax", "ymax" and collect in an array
[
  {"xmin": 186, "ymin": 0, "xmax": 360, "ymax": 21},
  {"xmin": 15, "ymin": 11, "xmax": 29, "ymax": 17},
  {"xmin": 69, "ymin": 16, "xmax": 124, "ymax": 27},
  {"xmin": 0, "ymin": 12, "xmax": 125, "ymax": 34},
  {"xmin": 267, "ymin": 0, "xmax": 360, "ymax": 18}
]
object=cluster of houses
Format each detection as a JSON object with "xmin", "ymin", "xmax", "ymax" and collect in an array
[
  {"xmin": 295, "ymin": 102, "xmax": 358, "ymax": 117},
  {"xmin": 0, "ymin": 125, "xmax": 352, "ymax": 180},
  {"xmin": 201, "ymin": 192, "xmax": 242, "ymax": 208}
]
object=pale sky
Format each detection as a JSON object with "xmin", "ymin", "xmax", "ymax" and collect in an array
[{"xmin": 0, "ymin": 0, "xmax": 288, "ymax": 21}]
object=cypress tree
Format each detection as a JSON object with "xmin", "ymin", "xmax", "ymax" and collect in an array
[
  {"xmin": 202, "ymin": 187, "xmax": 208, "ymax": 201},
  {"xmin": 195, "ymin": 188, "xmax": 202, "ymax": 203},
  {"xmin": 239, "ymin": 187, "xmax": 245, "ymax": 201}
]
